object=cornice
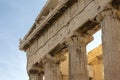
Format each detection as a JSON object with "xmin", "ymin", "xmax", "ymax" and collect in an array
[{"xmin": 19, "ymin": 0, "xmax": 77, "ymax": 51}]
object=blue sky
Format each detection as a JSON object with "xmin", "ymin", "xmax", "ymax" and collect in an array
[
  {"xmin": 0, "ymin": 0, "xmax": 101, "ymax": 80},
  {"xmin": 0, "ymin": 0, "xmax": 47, "ymax": 80}
]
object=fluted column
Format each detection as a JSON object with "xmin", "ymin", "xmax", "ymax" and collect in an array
[
  {"xmin": 100, "ymin": 7, "xmax": 120, "ymax": 80},
  {"xmin": 65, "ymin": 33, "xmax": 93, "ymax": 80},
  {"xmin": 44, "ymin": 55, "xmax": 62, "ymax": 80}
]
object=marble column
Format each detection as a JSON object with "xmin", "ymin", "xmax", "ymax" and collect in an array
[
  {"xmin": 44, "ymin": 55, "xmax": 62, "ymax": 80},
  {"xmin": 29, "ymin": 73, "xmax": 43, "ymax": 80},
  {"xmin": 66, "ymin": 34, "xmax": 93, "ymax": 80},
  {"xmin": 101, "ymin": 9, "xmax": 120, "ymax": 80}
]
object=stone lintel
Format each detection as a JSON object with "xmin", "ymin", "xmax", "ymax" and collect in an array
[{"xmin": 19, "ymin": 0, "xmax": 77, "ymax": 51}]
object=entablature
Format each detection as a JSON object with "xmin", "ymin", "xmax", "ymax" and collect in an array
[{"xmin": 19, "ymin": 0, "xmax": 77, "ymax": 51}]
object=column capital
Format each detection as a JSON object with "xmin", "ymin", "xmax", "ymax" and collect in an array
[
  {"xmin": 65, "ymin": 32, "xmax": 93, "ymax": 47},
  {"xmin": 44, "ymin": 55, "xmax": 63, "ymax": 80},
  {"xmin": 28, "ymin": 66, "xmax": 44, "ymax": 75},
  {"xmin": 42, "ymin": 54, "xmax": 66, "ymax": 65},
  {"xmin": 28, "ymin": 67, "xmax": 44, "ymax": 80},
  {"xmin": 95, "ymin": 3, "xmax": 120, "ymax": 22},
  {"xmin": 29, "ymin": 73, "xmax": 43, "ymax": 80}
]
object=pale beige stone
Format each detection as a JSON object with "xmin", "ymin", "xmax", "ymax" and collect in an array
[
  {"xmin": 101, "ymin": 10, "xmax": 120, "ymax": 80},
  {"xmin": 88, "ymin": 45, "xmax": 103, "ymax": 80},
  {"xmin": 44, "ymin": 55, "xmax": 62, "ymax": 80},
  {"xmin": 18, "ymin": 0, "xmax": 120, "ymax": 80},
  {"xmin": 65, "ymin": 34, "xmax": 93, "ymax": 80},
  {"xmin": 29, "ymin": 74, "xmax": 43, "ymax": 80}
]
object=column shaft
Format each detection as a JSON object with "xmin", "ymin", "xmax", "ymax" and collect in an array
[
  {"xmin": 101, "ymin": 13, "xmax": 120, "ymax": 80},
  {"xmin": 44, "ymin": 60, "xmax": 62, "ymax": 80},
  {"xmin": 67, "ymin": 36, "xmax": 91, "ymax": 80}
]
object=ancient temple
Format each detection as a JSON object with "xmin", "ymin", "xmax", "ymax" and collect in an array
[{"xmin": 19, "ymin": 0, "xmax": 120, "ymax": 80}]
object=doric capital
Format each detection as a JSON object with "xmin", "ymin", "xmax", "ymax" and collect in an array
[
  {"xmin": 77, "ymin": 33, "xmax": 94, "ymax": 45},
  {"xmin": 29, "ymin": 73, "xmax": 43, "ymax": 80},
  {"xmin": 42, "ymin": 54, "xmax": 66, "ymax": 65},
  {"xmin": 28, "ymin": 66, "xmax": 44, "ymax": 75},
  {"xmin": 65, "ymin": 32, "xmax": 93, "ymax": 47},
  {"xmin": 95, "ymin": 3, "xmax": 120, "ymax": 22}
]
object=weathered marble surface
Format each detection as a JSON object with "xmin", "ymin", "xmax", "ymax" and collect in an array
[{"xmin": 24, "ymin": 0, "xmax": 111, "ymax": 71}]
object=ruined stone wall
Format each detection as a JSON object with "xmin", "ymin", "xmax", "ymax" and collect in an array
[{"xmin": 88, "ymin": 45, "xmax": 103, "ymax": 80}]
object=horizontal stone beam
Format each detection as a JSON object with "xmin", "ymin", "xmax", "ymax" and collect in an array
[{"xmin": 19, "ymin": 0, "xmax": 77, "ymax": 50}]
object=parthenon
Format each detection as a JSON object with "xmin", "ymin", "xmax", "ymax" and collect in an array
[{"xmin": 19, "ymin": 0, "xmax": 120, "ymax": 80}]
